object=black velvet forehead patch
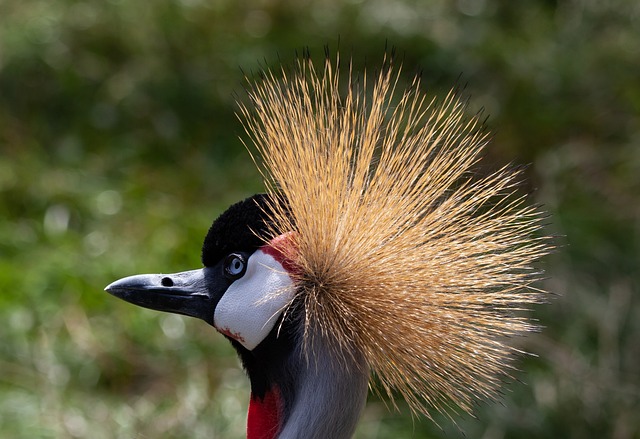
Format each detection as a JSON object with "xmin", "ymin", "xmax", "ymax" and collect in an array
[{"xmin": 201, "ymin": 193, "xmax": 274, "ymax": 267}]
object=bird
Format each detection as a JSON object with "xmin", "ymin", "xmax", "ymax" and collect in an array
[{"xmin": 105, "ymin": 53, "xmax": 550, "ymax": 439}]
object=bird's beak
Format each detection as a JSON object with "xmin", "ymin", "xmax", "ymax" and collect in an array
[{"xmin": 105, "ymin": 268, "xmax": 223, "ymax": 325}]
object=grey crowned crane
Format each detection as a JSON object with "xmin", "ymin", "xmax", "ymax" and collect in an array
[{"xmin": 106, "ymin": 55, "xmax": 550, "ymax": 439}]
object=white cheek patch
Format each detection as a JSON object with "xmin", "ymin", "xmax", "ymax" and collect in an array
[{"xmin": 214, "ymin": 250, "xmax": 295, "ymax": 350}]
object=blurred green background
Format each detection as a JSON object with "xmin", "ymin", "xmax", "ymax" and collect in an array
[{"xmin": 1, "ymin": 0, "xmax": 638, "ymax": 438}]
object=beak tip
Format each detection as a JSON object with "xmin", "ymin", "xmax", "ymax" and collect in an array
[{"xmin": 104, "ymin": 280, "xmax": 119, "ymax": 293}]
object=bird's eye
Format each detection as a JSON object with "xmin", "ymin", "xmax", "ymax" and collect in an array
[{"xmin": 223, "ymin": 253, "xmax": 247, "ymax": 280}]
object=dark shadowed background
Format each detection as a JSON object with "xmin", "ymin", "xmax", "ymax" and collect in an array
[{"xmin": 1, "ymin": 1, "xmax": 638, "ymax": 438}]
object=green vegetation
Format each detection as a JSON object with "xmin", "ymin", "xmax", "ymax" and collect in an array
[{"xmin": 1, "ymin": 1, "xmax": 638, "ymax": 437}]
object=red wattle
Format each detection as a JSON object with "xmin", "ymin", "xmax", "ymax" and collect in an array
[
  {"xmin": 261, "ymin": 232, "xmax": 300, "ymax": 275},
  {"xmin": 247, "ymin": 387, "xmax": 282, "ymax": 439}
]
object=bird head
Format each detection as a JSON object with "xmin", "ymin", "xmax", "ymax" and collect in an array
[
  {"xmin": 106, "ymin": 54, "xmax": 550, "ymax": 438},
  {"xmin": 105, "ymin": 194, "xmax": 297, "ymax": 352}
]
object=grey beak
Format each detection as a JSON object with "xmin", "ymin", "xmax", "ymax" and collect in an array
[{"xmin": 105, "ymin": 268, "xmax": 221, "ymax": 325}]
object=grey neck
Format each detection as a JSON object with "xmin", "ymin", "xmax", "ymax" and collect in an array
[{"xmin": 278, "ymin": 345, "xmax": 369, "ymax": 439}]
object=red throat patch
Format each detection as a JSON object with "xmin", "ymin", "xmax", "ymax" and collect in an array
[{"xmin": 247, "ymin": 386, "xmax": 283, "ymax": 439}]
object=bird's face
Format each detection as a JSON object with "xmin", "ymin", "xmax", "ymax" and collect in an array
[{"xmin": 105, "ymin": 194, "xmax": 297, "ymax": 351}]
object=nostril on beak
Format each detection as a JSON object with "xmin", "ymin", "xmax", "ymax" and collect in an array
[{"xmin": 161, "ymin": 277, "xmax": 174, "ymax": 287}]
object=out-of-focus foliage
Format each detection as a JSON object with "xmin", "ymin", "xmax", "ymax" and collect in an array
[{"xmin": 1, "ymin": 0, "xmax": 638, "ymax": 438}]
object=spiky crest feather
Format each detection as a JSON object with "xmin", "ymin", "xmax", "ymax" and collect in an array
[{"xmin": 238, "ymin": 53, "xmax": 549, "ymax": 419}]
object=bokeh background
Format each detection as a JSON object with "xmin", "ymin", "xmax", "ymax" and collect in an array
[{"xmin": 1, "ymin": 1, "xmax": 638, "ymax": 438}]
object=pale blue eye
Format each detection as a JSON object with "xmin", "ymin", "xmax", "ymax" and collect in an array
[{"xmin": 224, "ymin": 254, "xmax": 246, "ymax": 279}]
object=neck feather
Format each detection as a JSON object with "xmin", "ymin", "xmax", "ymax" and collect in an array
[
  {"xmin": 278, "ymin": 351, "xmax": 369, "ymax": 439},
  {"xmin": 246, "ymin": 343, "xmax": 369, "ymax": 439}
]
